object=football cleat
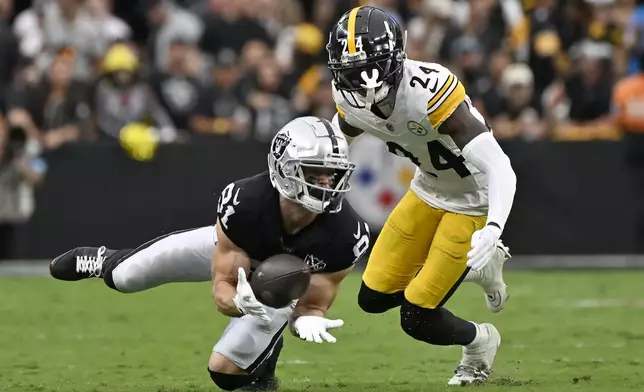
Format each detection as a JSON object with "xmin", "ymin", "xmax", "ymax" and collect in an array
[
  {"xmin": 468, "ymin": 242, "xmax": 510, "ymax": 313},
  {"xmin": 448, "ymin": 323, "xmax": 501, "ymax": 386},
  {"xmin": 49, "ymin": 246, "xmax": 117, "ymax": 281}
]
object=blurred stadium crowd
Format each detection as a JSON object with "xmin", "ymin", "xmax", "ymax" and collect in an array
[
  {"xmin": 1, "ymin": 0, "xmax": 644, "ymax": 259},
  {"xmin": 0, "ymin": 0, "xmax": 643, "ymax": 150}
]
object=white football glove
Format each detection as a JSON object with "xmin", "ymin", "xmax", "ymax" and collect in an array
[
  {"xmin": 292, "ymin": 316, "xmax": 344, "ymax": 343},
  {"xmin": 467, "ymin": 225, "xmax": 502, "ymax": 271},
  {"xmin": 232, "ymin": 267, "xmax": 272, "ymax": 323}
]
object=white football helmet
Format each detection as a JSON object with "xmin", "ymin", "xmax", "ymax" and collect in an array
[{"xmin": 268, "ymin": 116, "xmax": 355, "ymax": 214}]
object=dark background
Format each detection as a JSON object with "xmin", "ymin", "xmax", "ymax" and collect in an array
[{"xmin": 9, "ymin": 138, "xmax": 638, "ymax": 259}]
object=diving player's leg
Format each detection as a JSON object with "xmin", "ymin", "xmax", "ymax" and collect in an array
[
  {"xmin": 399, "ymin": 212, "xmax": 501, "ymax": 385},
  {"xmin": 49, "ymin": 226, "xmax": 216, "ymax": 293},
  {"xmin": 207, "ymin": 307, "xmax": 292, "ymax": 391},
  {"xmin": 463, "ymin": 240, "xmax": 511, "ymax": 313},
  {"xmin": 358, "ymin": 190, "xmax": 441, "ymax": 314}
]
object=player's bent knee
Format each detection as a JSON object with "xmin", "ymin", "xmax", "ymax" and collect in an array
[
  {"xmin": 207, "ymin": 369, "xmax": 252, "ymax": 391},
  {"xmin": 358, "ymin": 281, "xmax": 405, "ymax": 313}
]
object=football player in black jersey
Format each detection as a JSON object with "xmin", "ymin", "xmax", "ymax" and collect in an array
[{"xmin": 49, "ymin": 116, "xmax": 370, "ymax": 391}]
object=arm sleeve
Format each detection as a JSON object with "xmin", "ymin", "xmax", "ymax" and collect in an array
[{"xmin": 462, "ymin": 132, "xmax": 516, "ymax": 231}]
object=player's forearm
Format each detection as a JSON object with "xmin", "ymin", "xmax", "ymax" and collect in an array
[
  {"xmin": 462, "ymin": 132, "xmax": 516, "ymax": 231},
  {"xmin": 212, "ymin": 281, "xmax": 244, "ymax": 317}
]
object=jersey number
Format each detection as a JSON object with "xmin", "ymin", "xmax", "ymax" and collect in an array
[
  {"xmin": 340, "ymin": 37, "xmax": 363, "ymax": 55},
  {"xmin": 217, "ymin": 183, "xmax": 240, "ymax": 229},
  {"xmin": 352, "ymin": 222, "xmax": 370, "ymax": 261},
  {"xmin": 409, "ymin": 66, "xmax": 439, "ymax": 92},
  {"xmin": 386, "ymin": 141, "xmax": 472, "ymax": 179}
]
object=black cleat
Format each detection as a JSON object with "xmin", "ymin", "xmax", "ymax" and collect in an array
[
  {"xmin": 238, "ymin": 375, "xmax": 280, "ymax": 391},
  {"xmin": 49, "ymin": 246, "xmax": 117, "ymax": 281}
]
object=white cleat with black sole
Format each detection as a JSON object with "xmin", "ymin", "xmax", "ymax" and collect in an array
[
  {"xmin": 49, "ymin": 246, "xmax": 115, "ymax": 281},
  {"xmin": 448, "ymin": 323, "xmax": 501, "ymax": 386},
  {"xmin": 466, "ymin": 242, "xmax": 511, "ymax": 313}
]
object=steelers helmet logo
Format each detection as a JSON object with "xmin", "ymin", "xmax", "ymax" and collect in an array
[
  {"xmin": 272, "ymin": 133, "xmax": 291, "ymax": 159},
  {"xmin": 407, "ymin": 121, "xmax": 428, "ymax": 136}
]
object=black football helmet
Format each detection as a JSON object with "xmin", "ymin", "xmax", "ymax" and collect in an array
[{"xmin": 327, "ymin": 6, "xmax": 405, "ymax": 112}]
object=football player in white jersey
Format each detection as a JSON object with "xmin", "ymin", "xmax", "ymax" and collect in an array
[{"xmin": 327, "ymin": 6, "xmax": 517, "ymax": 386}]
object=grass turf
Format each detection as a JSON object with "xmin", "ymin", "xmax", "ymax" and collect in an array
[{"xmin": 0, "ymin": 271, "xmax": 642, "ymax": 391}]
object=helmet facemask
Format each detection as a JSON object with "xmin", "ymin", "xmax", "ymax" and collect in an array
[
  {"xmin": 277, "ymin": 156, "xmax": 355, "ymax": 214},
  {"xmin": 331, "ymin": 51, "xmax": 404, "ymax": 111}
]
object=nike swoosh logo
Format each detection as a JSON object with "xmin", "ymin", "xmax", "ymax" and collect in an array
[
  {"xmin": 487, "ymin": 291, "xmax": 502, "ymax": 307},
  {"xmin": 429, "ymin": 79, "xmax": 439, "ymax": 93}
]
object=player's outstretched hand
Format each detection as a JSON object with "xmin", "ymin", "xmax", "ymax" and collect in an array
[
  {"xmin": 232, "ymin": 267, "xmax": 272, "ymax": 323},
  {"xmin": 467, "ymin": 225, "xmax": 502, "ymax": 271},
  {"xmin": 293, "ymin": 316, "xmax": 344, "ymax": 344}
]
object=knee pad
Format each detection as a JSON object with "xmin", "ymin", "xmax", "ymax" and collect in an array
[
  {"xmin": 400, "ymin": 300, "xmax": 474, "ymax": 346},
  {"xmin": 208, "ymin": 369, "xmax": 252, "ymax": 391},
  {"xmin": 358, "ymin": 281, "xmax": 405, "ymax": 313}
]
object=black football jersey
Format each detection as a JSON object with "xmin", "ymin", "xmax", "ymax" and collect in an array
[{"xmin": 215, "ymin": 172, "xmax": 370, "ymax": 274}]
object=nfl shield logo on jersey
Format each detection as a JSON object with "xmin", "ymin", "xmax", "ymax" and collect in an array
[
  {"xmin": 271, "ymin": 133, "xmax": 291, "ymax": 159},
  {"xmin": 407, "ymin": 121, "xmax": 428, "ymax": 136}
]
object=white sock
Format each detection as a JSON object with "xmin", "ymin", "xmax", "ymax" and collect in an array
[{"xmin": 466, "ymin": 322, "xmax": 488, "ymax": 349}]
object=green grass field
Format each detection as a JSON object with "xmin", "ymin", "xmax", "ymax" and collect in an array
[{"xmin": 1, "ymin": 271, "xmax": 643, "ymax": 392}]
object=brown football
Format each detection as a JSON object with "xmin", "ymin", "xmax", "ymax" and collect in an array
[{"xmin": 250, "ymin": 254, "xmax": 311, "ymax": 308}]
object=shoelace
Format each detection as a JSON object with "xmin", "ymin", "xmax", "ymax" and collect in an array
[
  {"xmin": 76, "ymin": 246, "xmax": 106, "ymax": 278},
  {"xmin": 454, "ymin": 365, "xmax": 488, "ymax": 380}
]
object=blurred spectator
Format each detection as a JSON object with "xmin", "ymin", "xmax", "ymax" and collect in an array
[
  {"xmin": 566, "ymin": 41, "xmax": 614, "ymax": 123},
  {"xmin": 85, "ymin": 0, "xmax": 132, "ymax": 52},
  {"xmin": 92, "ymin": 43, "xmax": 177, "ymax": 141},
  {"xmin": 525, "ymin": 0, "xmax": 564, "ymax": 99},
  {"xmin": 0, "ymin": 0, "xmax": 18, "ymax": 90},
  {"xmin": 477, "ymin": 49, "xmax": 512, "ymax": 113},
  {"xmin": 441, "ymin": 0, "xmax": 507, "ymax": 64},
  {"xmin": 0, "ymin": 0, "xmax": 638, "ymax": 147},
  {"xmin": 408, "ymin": 0, "xmax": 452, "ymax": 61},
  {"xmin": 39, "ymin": 0, "xmax": 103, "ymax": 81},
  {"xmin": 13, "ymin": 0, "xmax": 45, "ymax": 69},
  {"xmin": 624, "ymin": 0, "xmax": 644, "ymax": 74},
  {"xmin": 405, "ymin": 17, "xmax": 431, "ymax": 61},
  {"xmin": 240, "ymin": 40, "xmax": 272, "ymax": 75},
  {"xmin": 7, "ymin": 47, "xmax": 91, "ymax": 151},
  {"xmin": 144, "ymin": 0, "xmax": 204, "ymax": 72},
  {"xmin": 448, "ymin": 36, "xmax": 489, "ymax": 101},
  {"xmin": 488, "ymin": 63, "xmax": 546, "ymax": 140},
  {"xmin": 199, "ymin": 0, "xmax": 271, "ymax": 57},
  {"xmin": 0, "ymin": 119, "xmax": 47, "ymax": 260},
  {"xmin": 150, "ymin": 38, "xmax": 202, "ymax": 132},
  {"xmin": 246, "ymin": 58, "xmax": 295, "ymax": 142},
  {"xmin": 190, "ymin": 49, "xmax": 251, "ymax": 136},
  {"xmin": 545, "ymin": 40, "xmax": 617, "ymax": 139}
]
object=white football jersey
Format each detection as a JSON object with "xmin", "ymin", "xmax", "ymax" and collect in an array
[{"xmin": 334, "ymin": 59, "xmax": 489, "ymax": 215}]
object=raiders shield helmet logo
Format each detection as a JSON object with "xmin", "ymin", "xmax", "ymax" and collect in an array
[{"xmin": 271, "ymin": 133, "xmax": 291, "ymax": 159}]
